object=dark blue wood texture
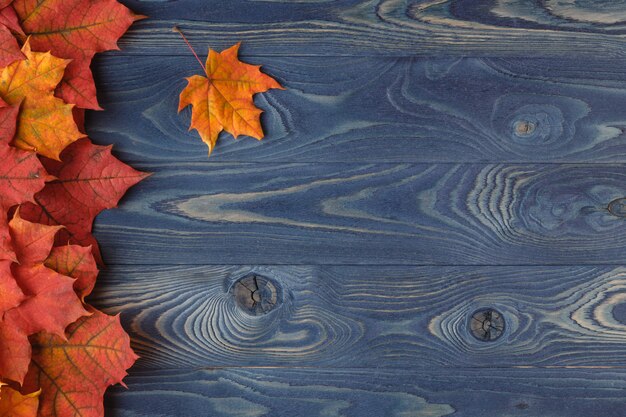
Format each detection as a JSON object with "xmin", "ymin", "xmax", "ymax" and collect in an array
[
  {"xmin": 92, "ymin": 265, "xmax": 626, "ymax": 369},
  {"xmin": 112, "ymin": 0, "xmax": 626, "ymax": 58},
  {"xmin": 93, "ymin": 0, "xmax": 626, "ymax": 415},
  {"xmin": 89, "ymin": 55, "xmax": 626, "ymax": 164},
  {"xmin": 94, "ymin": 163, "xmax": 626, "ymax": 266},
  {"xmin": 102, "ymin": 368, "xmax": 626, "ymax": 417}
]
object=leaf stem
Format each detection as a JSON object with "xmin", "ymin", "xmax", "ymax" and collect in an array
[{"xmin": 172, "ymin": 26, "xmax": 207, "ymax": 74}]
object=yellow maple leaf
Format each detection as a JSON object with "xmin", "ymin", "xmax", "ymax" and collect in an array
[
  {"xmin": 0, "ymin": 40, "xmax": 84, "ymax": 160},
  {"xmin": 178, "ymin": 42, "xmax": 284, "ymax": 155}
]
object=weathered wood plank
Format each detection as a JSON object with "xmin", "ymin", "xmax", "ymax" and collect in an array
[
  {"xmin": 105, "ymin": 367, "xmax": 626, "ymax": 417},
  {"xmin": 95, "ymin": 162, "xmax": 626, "ymax": 265},
  {"xmin": 89, "ymin": 54, "xmax": 626, "ymax": 164},
  {"xmin": 115, "ymin": 0, "xmax": 626, "ymax": 58},
  {"xmin": 91, "ymin": 264, "xmax": 626, "ymax": 369}
]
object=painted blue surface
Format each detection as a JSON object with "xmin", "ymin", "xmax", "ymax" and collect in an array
[{"xmin": 94, "ymin": 0, "xmax": 626, "ymax": 415}]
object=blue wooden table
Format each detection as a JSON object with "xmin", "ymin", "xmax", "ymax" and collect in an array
[{"xmin": 89, "ymin": 1, "xmax": 626, "ymax": 415}]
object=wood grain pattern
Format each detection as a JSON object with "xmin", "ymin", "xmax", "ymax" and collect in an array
[
  {"xmin": 104, "ymin": 367, "xmax": 626, "ymax": 417},
  {"xmin": 89, "ymin": 54, "xmax": 626, "ymax": 163},
  {"xmin": 94, "ymin": 162, "xmax": 626, "ymax": 265},
  {"xmin": 82, "ymin": 0, "xmax": 626, "ymax": 414},
  {"xmin": 89, "ymin": 264, "xmax": 626, "ymax": 369},
  {"xmin": 115, "ymin": 0, "xmax": 626, "ymax": 58}
]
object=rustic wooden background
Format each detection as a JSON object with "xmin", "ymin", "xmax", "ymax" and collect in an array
[{"xmin": 88, "ymin": 0, "xmax": 626, "ymax": 415}]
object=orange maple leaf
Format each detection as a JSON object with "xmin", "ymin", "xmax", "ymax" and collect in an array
[
  {"xmin": 0, "ymin": 41, "xmax": 84, "ymax": 160},
  {"xmin": 178, "ymin": 41, "xmax": 284, "ymax": 155},
  {"xmin": 0, "ymin": 386, "xmax": 39, "ymax": 417},
  {"xmin": 25, "ymin": 311, "xmax": 138, "ymax": 417},
  {"xmin": 13, "ymin": 0, "xmax": 143, "ymax": 110}
]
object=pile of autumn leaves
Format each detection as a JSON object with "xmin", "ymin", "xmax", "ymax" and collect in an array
[{"xmin": 0, "ymin": 0, "xmax": 147, "ymax": 416}]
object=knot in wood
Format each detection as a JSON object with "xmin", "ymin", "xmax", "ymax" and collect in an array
[
  {"xmin": 232, "ymin": 274, "xmax": 281, "ymax": 316},
  {"xmin": 608, "ymin": 198, "xmax": 626, "ymax": 217},
  {"xmin": 513, "ymin": 120, "xmax": 536, "ymax": 137},
  {"xmin": 469, "ymin": 308, "xmax": 505, "ymax": 342}
]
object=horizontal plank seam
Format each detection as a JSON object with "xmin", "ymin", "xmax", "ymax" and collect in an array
[
  {"xmin": 106, "ymin": 160, "xmax": 626, "ymax": 166},
  {"xmin": 96, "ymin": 263, "xmax": 626, "ymax": 267},
  {"xmin": 125, "ymin": 365, "xmax": 626, "ymax": 371},
  {"xmin": 105, "ymin": 52, "xmax": 626, "ymax": 59}
]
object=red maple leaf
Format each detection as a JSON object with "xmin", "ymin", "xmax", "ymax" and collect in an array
[
  {"xmin": 0, "ymin": 253, "xmax": 22, "ymax": 313},
  {"xmin": 0, "ymin": 324, "xmax": 30, "ymax": 385},
  {"xmin": 25, "ymin": 311, "xmax": 138, "ymax": 417},
  {"xmin": 0, "ymin": 5, "xmax": 24, "ymax": 36},
  {"xmin": 0, "ymin": 98, "xmax": 49, "ymax": 262},
  {"xmin": 0, "ymin": 213, "xmax": 88, "ymax": 384},
  {"xmin": 0, "ymin": 23, "xmax": 21, "ymax": 67},
  {"xmin": 21, "ymin": 139, "xmax": 149, "ymax": 264},
  {"xmin": 0, "ymin": 0, "xmax": 143, "ymax": 413},
  {"xmin": 0, "ymin": 145, "xmax": 49, "ymax": 212},
  {"xmin": 13, "ymin": 0, "xmax": 143, "ymax": 109},
  {"xmin": 45, "ymin": 244, "xmax": 98, "ymax": 301},
  {"xmin": 0, "ymin": 210, "xmax": 15, "ymax": 262},
  {"xmin": 0, "ymin": 98, "xmax": 19, "ymax": 143}
]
